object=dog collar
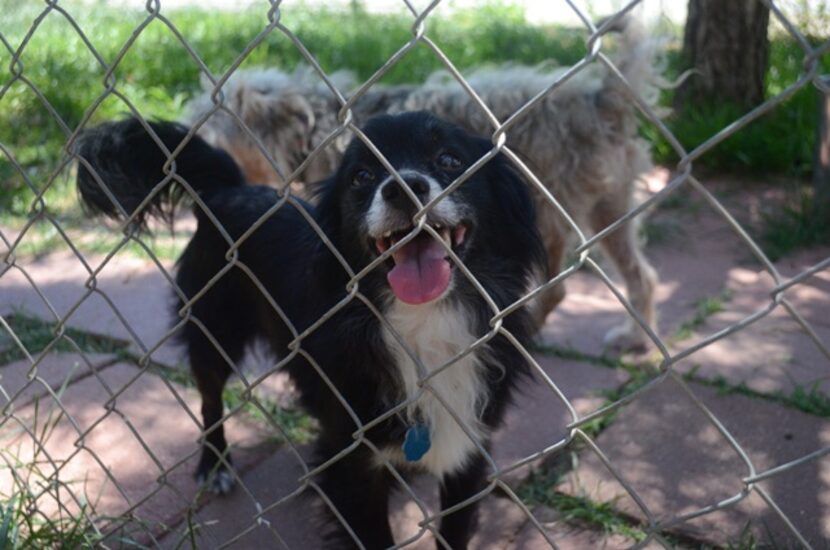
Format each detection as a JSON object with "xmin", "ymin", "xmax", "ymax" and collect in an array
[{"xmin": 402, "ymin": 423, "xmax": 431, "ymax": 462}]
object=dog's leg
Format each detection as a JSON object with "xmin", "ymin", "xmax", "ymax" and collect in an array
[
  {"xmin": 185, "ymin": 284, "xmax": 253, "ymax": 495},
  {"xmin": 532, "ymin": 232, "xmax": 567, "ymax": 328},
  {"xmin": 178, "ymin": 232, "xmax": 256, "ymax": 495},
  {"xmin": 437, "ymin": 454, "xmax": 487, "ymax": 549},
  {"xmin": 190, "ymin": 336, "xmax": 237, "ymax": 495},
  {"xmin": 590, "ymin": 196, "xmax": 658, "ymax": 353},
  {"xmin": 318, "ymin": 447, "xmax": 395, "ymax": 549}
]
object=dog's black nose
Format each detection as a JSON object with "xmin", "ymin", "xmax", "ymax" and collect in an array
[{"xmin": 381, "ymin": 176, "xmax": 431, "ymax": 213}]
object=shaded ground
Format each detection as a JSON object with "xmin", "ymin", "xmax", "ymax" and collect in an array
[{"xmin": 1, "ymin": 172, "xmax": 829, "ymax": 548}]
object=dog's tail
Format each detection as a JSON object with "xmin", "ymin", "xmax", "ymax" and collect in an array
[
  {"xmin": 604, "ymin": 15, "xmax": 662, "ymax": 108},
  {"xmin": 75, "ymin": 117, "xmax": 245, "ymax": 227}
]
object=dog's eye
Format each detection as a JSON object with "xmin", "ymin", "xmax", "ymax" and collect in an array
[
  {"xmin": 436, "ymin": 152, "xmax": 462, "ymax": 171},
  {"xmin": 352, "ymin": 169, "xmax": 375, "ymax": 187}
]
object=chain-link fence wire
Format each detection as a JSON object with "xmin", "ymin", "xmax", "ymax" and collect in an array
[{"xmin": 1, "ymin": 0, "xmax": 829, "ymax": 547}]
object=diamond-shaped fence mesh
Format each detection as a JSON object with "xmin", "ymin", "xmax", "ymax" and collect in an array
[{"xmin": 1, "ymin": 0, "xmax": 829, "ymax": 548}]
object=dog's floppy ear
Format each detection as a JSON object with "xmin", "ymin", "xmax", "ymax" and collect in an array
[
  {"xmin": 311, "ymin": 174, "xmax": 342, "ymax": 240},
  {"xmin": 487, "ymin": 155, "xmax": 546, "ymax": 266},
  {"xmin": 489, "ymin": 156, "xmax": 534, "ymax": 226}
]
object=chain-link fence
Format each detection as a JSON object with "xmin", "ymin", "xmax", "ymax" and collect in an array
[{"xmin": 1, "ymin": 0, "xmax": 829, "ymax": 548}]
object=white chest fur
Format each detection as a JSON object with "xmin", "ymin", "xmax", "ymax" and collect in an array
[{"xmin": 380, "ymin": 300, "xmax": 489, "ymax": 477}]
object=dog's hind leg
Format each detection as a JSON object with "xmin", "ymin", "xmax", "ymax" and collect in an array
[
  {"xmin": 531, "ymin": 229, "xmax": 567, "ymax": 328},
  {"xmin": 438, "ymin": 454, "xmax": 487, "ymax": 549},
  {"xmin": 189, "ymin": 331, "xmax": 240, "ymax": 495},
  {"xmin": 181, "ymin": 271, "xmax": 255, "ymax": 494},
  {"xmin": 590, "ymin": 195, "xmax": 658, "ymax": 353},
  {"xmin": 176, "ymin": 218, "xmax": 261, "ymax": 494}
]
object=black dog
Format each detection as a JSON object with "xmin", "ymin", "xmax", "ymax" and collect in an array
[{"xmin": 76, "ymin": 111, "xmax": 545, "ymax": 548}]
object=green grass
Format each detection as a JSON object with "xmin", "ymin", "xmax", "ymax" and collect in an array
[
  {"xmin": 725, "ymin": 527, "xmax": 761, "ymax": 550},
  {"xmin": 516, "ymin": 466, "xmax": 648, "ymax": 542},
  {"xmin": 0, "ymin": 311, "xmax": 316, "ymax": 442},
  {"xmin": 519, "ymin": 346, "xmax": 813, "ymax": 548},
  {"xmin": 2, "ymin": 2, "xmax": 829, "ymax": 260},
  {"xmin": 0, "ymin": 0, "xmax": 584, "ymax": 213},
  {"xmin": 514, "ymin": 457, "xmax": 730, "ymax": 548},
  {"xmin": 537, "ymin": 324, "xmax": 830, "ymax": 424},
  {"xmin": 786, "ymin": 383, "xmax": 830, "ymax": 416},
  {"xmin": 759, "ymin": 187, "xmax": 830, "ymax": 261},
  {"xmin": 532, "ymin": 341, "xmax": 658, "ymax": 441},
  {"xmin": 531, "ymin": 342, "xmax": 622, "ymax": 369},
  {"xmin": 651, "ymin": 35, "xmax": 830, "ymax": 177},
  {"xmin": 0, "ymin": 394, "xmax": 108, "ymax": 549},
  {"xmin": 0, "ymin": 460, "xmax": 102, "ymax": 550},
  {"xmin": 0, "ymin": 311, "xmax": 315, "ymax": 544},
  {"xmin": 640, "ymin": 216, "xmax": 686, "ymax": 247},
  {"xmin": 0, "ymin": 311, "xmax": 130, "ymax": 365},
  {"xmin": 582, "ymin": 362, "xmax": 657, "ymax": 440},
  {"xmin": 671, "ymin": 288, "xmax": 734, "ymax": 342},
  {"xmin": 222, "ymin": 381, "xmax": 318, "ymax": 444},
  {"xmin": 689, "ymin": 374, "xmax": 830, "ymax": 418},
  {"xmin": 152, "ymin": 363, "xmax": 318, "ymax": 445},
  {"xmin": 0, "ymin": 167, "xmax": 190, "ymax": 263},
  {"xmin": 1, "ymin": 208, "xmax": 190, "ymax": 262}
]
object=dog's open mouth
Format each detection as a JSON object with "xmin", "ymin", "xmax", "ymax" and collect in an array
[{"xmin": 373, "ymin": 223, "xmax": 469, "ymax": 305}]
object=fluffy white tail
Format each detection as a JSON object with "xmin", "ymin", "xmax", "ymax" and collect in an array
[{"xmin": 605, "ymin": 15, "xmax": 663, "ymax": 108}]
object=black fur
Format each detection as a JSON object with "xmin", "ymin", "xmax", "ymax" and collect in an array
[
  {"xmin": 75, "ymin": 117, "xmax": 244, "ymax": 226},
  {"xmin": 76, "ymin": 112, "xmax": 545, "ymax": 549}
]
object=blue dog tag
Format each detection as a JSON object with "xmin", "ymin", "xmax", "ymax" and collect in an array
[{"xmin": 402, "ymin": 424, "xmax": 431, "ymax": 462}]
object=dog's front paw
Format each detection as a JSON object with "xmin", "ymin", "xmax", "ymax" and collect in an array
[
  {"xmin": 196, "ymin": 468, "xmax": 235, "ymax": 495},
  {"xmin": 603, "ymin": 320, "xmax": 651, "ymax": 354}
]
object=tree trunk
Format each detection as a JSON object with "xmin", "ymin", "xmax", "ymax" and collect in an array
[
  {"xmin": 677, "ymin": 0, "xmax": 770, "ymax": 109},
  {"xmin": 815, "ymin": 78, "xmax": 830, "ymax": 216}
]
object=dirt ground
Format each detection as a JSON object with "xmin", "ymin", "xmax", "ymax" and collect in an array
[{"xmin": 1, "ymin": 169, "xmax": 828, "ymax": 548}]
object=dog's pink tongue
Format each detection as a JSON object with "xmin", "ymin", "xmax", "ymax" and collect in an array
[{"xmin": 388, "ymin": 237, "xmax": 450, "ymax": 304}]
